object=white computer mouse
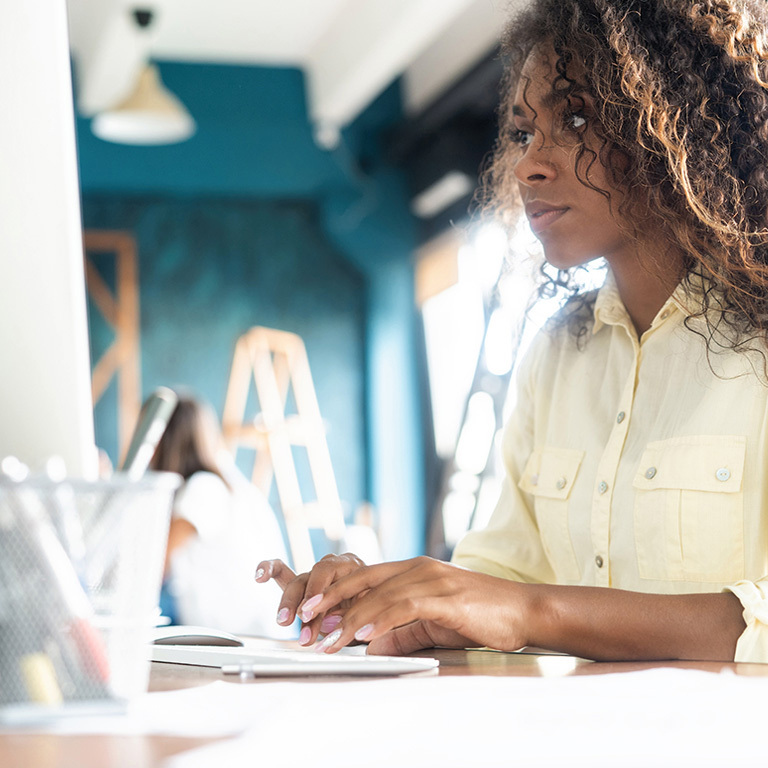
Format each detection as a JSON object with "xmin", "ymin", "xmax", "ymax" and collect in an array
[{"xmin": 151, "ymin": 625, "xmax": 244, "ymax": 647}]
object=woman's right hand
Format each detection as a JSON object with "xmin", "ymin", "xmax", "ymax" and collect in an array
[{"xmin": 255, "ymin": 553, "xmax": 366, "ymax": 646}]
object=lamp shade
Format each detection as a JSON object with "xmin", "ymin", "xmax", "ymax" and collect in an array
[{"xmin": 91, "ymin": 64, "xmax": 196, "ymax": 145}]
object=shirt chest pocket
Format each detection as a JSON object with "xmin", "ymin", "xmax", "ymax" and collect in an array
[
  {"xmin": 632, "ymin": 436, "xmax": 746, "ymax": 583},
  {"xmin": 520, "ymin": 447, "xmax": 585, "ymax": 583}
]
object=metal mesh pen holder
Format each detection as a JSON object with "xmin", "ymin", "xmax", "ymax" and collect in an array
[{"xmin": 0, "ymin": 472, "xmax": 179, "ymax": 720}]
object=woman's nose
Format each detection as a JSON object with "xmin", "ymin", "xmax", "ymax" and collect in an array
[{"xmin": 513, "ymin": 140, "xmax": 558, "ymax": 187}]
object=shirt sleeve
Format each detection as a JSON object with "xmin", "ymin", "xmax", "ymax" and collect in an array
[
  {"xmin": 451, "ymin": 335, "xmax": 555, "ymax": 584},
  {"xmin": 173, "ymin": 472, "xmax": 231, "ymax": 541},
  {"xmin": 724, "ymin": 578, "xmax": 768, "ymax": 662}
]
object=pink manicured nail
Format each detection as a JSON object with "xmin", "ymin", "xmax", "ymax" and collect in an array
[
  {"xmin": 320, "ymin": 613, "xmax": 341, "ymax": 635},
  {"xmin": 299, "ymin": 626, "xmax": 312, "ymax": 645},
  {"xmin": 277, "ymin": 607, "xmax": 291, "ymax": 625},
  {"xmin": 320, "ymin": 614, "xmax": 342, "ymax": 633},
  {"xmin": 300, "ymin": 594, "xmax": 323, "ymax": 622},
  {"xmin": 354, "ymin": 623, "xmax": 374, "ymax": 642},
  {"xmin": 315, "ymin": 628, "xmax": 342, "ymax": 653}
]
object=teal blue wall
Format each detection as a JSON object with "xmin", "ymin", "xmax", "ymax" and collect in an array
[
  {"xmin": 78, "ymin": 66, "xmax": 338, "ymax": 196},
  {"xmin": 83, "ymin": 196, "xmax": 367, "ymax": 517},
  {"xmin": 76, "ymin": 61, "xmax": 425, "ymax": 559}
]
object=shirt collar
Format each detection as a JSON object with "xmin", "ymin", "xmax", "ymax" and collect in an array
[
  {"xmin": 592, "ymin": 269, "xmax": 701, "ymax": 335},
  {"xmin": 592, "ymin": 270, "xmax": 629, "ymax": 334}
]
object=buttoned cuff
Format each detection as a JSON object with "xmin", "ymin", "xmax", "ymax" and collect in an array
[{"xmin": 723, "ymin": 580, "xmax": 768, "ymax": 663}]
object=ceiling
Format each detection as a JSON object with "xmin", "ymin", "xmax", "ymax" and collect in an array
[
  {"xmin": 66, "ymin": 0, "xmax": 515, "ymax": 129},
  {"xmin": 66, "ymin": 0, "xmax": 522, "ymax": 240}
]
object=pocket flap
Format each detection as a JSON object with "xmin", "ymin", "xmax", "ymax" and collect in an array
[
  {"xmin": 519, "ymin": 446, "xmax": 585, "ymax": 499},
  {"xmin": 632, "ymin": 435, "xmax": 746, "ymax": 493}
]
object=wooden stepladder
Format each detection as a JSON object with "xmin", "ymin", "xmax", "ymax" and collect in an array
[
  {"xmin": 221, "ymin": 327, "xmax": 346, "ymax": 572},
  {"xmin": 83, "ymin": 230, "xmax": 141, "ymax": 465}
]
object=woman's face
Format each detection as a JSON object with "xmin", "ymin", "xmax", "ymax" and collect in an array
[{"xmin": 511, "ymin": 49, "xmax": 636, "ymax": 271}]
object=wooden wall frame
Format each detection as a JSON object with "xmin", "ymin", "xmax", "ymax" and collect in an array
[{"xmin": 83, "ymin": 230, "xmax": 141, "ymax": 465}]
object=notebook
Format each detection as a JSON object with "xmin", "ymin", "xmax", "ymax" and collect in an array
[{"xmin": 149, "ymin": 644, "xmax": 439, "ymax": 677}]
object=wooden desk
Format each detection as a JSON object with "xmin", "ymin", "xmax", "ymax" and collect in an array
[{"xmin": 2, "ymin": 647, "xmax": 767, "ymax": 768}]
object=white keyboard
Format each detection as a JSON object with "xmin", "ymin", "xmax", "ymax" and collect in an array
[{"xmin": 149, "ymin": 644, "xmax": 439, "ymax": 677}]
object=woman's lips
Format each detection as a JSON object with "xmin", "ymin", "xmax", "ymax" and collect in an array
[{"xmin": 527, "ymin": 207, "xmax": 569, "ymax": 234}]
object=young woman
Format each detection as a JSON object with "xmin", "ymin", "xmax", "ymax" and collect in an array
[
  {"xmin": 152, "ymin": 394, "xmax": 292, "ymax": 637},
  {"xmin": 257, "ymin": 0, "xmax": 768, "ymax": 662}
]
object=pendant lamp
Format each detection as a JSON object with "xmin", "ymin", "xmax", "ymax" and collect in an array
[
  {"xmin": 91, "ymin": 9, "xmax": 196, "ymax": 145},
  {"xmin": 91, "ymin": 63, "xmax": 196, "ymax": 145}
]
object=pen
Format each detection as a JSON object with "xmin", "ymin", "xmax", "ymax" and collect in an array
[
  {"xmin": 7, "ymin": 488, "xmax": 110, "ymax": 685},
  {"xmin": 120, "ymin": 387, "xmax": 179, "ymax": 480},
  {"xmin": 44, "ymin": 480, "xmax": 87, "ymax": 580},
  {"xmin": 0, "ymin": 516, "xmax": 69, "ymax": 705}
]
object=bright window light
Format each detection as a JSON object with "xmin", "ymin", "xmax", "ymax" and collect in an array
[
  {"xmin": 422, "ymin": 214, "xmax": 609, "ymax": 546},
  {"xmin": 471, "ymin": 222, "xmax": 508, "ymax": 295},
  {"xmin": 442, "ymin": 489, "xmax": 477, "ymax": 546},
  {"xmin": 422, "ymin": 254, "xmax": 485, "ymax": 458},
  {"xmin": 449, "ymin": 470, "xmax": 481, "ymax": 495},
  {"xmin": 455, "ymin": 392, "xmax": 496, "ymax": 475},
  {"xmin": 484, "ymin": 307, "xmax": 516, "ymax": 376}
]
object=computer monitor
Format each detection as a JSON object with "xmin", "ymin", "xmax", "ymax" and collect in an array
[{"xmin": 0, "ymin": 4, "xmax": 96, "ymax": 478}]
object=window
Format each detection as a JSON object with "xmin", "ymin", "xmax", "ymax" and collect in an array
[{"xmin": 419, "ymin": 218, "xmax": 606, "ymax": 549}]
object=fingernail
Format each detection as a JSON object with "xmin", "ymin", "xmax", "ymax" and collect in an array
[
  {"xmin": 299, "ymin": 626, "xmax": 312, "ymax": 645},
  {"xmin": 300, "ymin": 594, "xmax": 323, "ymax": 622},
  {"xmin": 277, "ymin": 607, "xmax": 291, "ymax": 625},
  {"xmin": 320, "ymin": 614, "xmax": 342, "ymax": 633},
  {"xmin": 255, "ymin": 568, "xmax": 265, "ymax": 581},
  {"xmin": 354, "ymin": 623, "xmax": 374, "ymax": 642},
  {"xmin": 315, "ymin": 628, "xmax": 342, "ymax": 653}
]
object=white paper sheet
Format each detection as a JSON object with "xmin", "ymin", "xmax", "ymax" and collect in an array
[
  {"xmin": 160, "ymin": 667, "xmax": 768, "ymax": 767},
  {"xmin": 5, "ymin": 664, "xmax": 768, "ymax": 766}
]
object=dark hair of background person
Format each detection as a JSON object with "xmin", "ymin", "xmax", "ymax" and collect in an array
[
  {"xmin": 150, "ymin": 395, "xmax": 231, "ymax": 489},
  {"xmin": 484, "ymin": 0, "xmax": 768, "ymax": 365}
]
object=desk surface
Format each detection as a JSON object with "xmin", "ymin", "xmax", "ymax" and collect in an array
[{"xmin": 3, "ymin": 644, "xmax": 768, "ymax": 768}]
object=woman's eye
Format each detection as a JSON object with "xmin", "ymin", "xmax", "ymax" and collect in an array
[
  {"xmin": 510, "ymin": 129, "xmax": 533, "ymax": 147},
  {"xmin": 569, "ymin": 113, "xmax": 587, "ymax": 130}
]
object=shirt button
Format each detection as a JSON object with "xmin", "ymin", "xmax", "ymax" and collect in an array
[
  {"xmin": 716, "ymin": 468, "xmax": 731, "ymax": 482},
  {"xmin": 595, "ymin": 555, "xmax": 604, "ymax": 568},
  {"xmin": 530, "ymin": 474, "xmax": 539, "ymax": 486},
  {"xmin": 555, "ymin": 477, "xmax": 567, "ymax": 490},
  {"xmin": 645, "ymin": 466, "xmax": 657, "ymax": 480},
  {"xmin": 660, "ymin": 310, "xmax": 670, "ymax": 320},
  {"xmin": 598, "ymin": 481, "xmax": 608, "ymax": 494},
  {"xmin": 616, "ymin": 411, "xmax": 625, "ymax": 424}
]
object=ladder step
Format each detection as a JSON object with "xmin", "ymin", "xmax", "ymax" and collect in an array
[{"xmin": 221, "ymin": 326, "xmax": 347, "ymax": 572}]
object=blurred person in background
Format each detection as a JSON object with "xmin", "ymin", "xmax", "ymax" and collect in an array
[{"xmin": 151, "ymin": 393, "xmax": 293, "ymax": 638}]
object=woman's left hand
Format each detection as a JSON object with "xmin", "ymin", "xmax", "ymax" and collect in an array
[{"xmin": 298, "ymin": 556, "xmax": 532, "ymax": 655}]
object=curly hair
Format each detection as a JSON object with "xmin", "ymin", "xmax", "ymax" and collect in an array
[{"xmin": 487, "ymin": 0, "xmax": 768, "ymax": 361}]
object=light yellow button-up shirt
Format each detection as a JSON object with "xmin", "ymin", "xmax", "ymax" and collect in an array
[{"xmin": 452, "ymin": 272, "xmax": 768, "ymax": 662}]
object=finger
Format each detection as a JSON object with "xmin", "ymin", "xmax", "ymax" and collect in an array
[
  {"xmin": 276, "ymin": 573, "xmax": 310, "ymax": 626},
  {"xmin": 292, "ymin": 554, "xmax": 368, "ymax": 646},
  {"xmin": 314, "ymin": 573, "xmax": 449, "ymax": 654},
  {"xmin": 313, "ymin": 559, "xmax": 470, "ymax": 653},
  {"xmin": 298, "ymin": 554, "xmax": 366, "ymax": 621},
  {"xmin": 255, "ymin": 559, "xmax": 297, "ymax": 590},
  {"xmin": 297, "ymin": 612, "xmax": 344, "ymax": 648},
  {"xmin": 367, "ymin": 621, "xmax": 474, "ymax": 656},
  {"xmin": 254, "ymin": 560, "xmax": 274, "ymax": 582},
  {"xmin": 300, "ymin": 559, "xmax": 416, "ymax": 622},
  {"xmin": 367, "ymin": 620, "xmax": 439, "ymax": 656},
  {"xmin": 319, "ymin": 613, "xmax": 344, "ymax": 635},
  {"xmin": 313, "ymin": 600, "xmax": 424, "ymax": 654}
]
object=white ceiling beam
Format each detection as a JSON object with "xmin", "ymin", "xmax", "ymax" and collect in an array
[
  {"xmin": 68, "ymin": 1, "xmax": 148, "ymax": 115},
  {"xmin": 404, "ymin": 0, "xmax": 511, "ymax": 115},
  {"xmin": 305, "ymin": 0, "xmax": 479, "ymax": 133}
]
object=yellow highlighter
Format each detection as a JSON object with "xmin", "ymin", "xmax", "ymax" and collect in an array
[{"xmin": 20, "ymin": 653, "xmax": 63, "ymax": 706}]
